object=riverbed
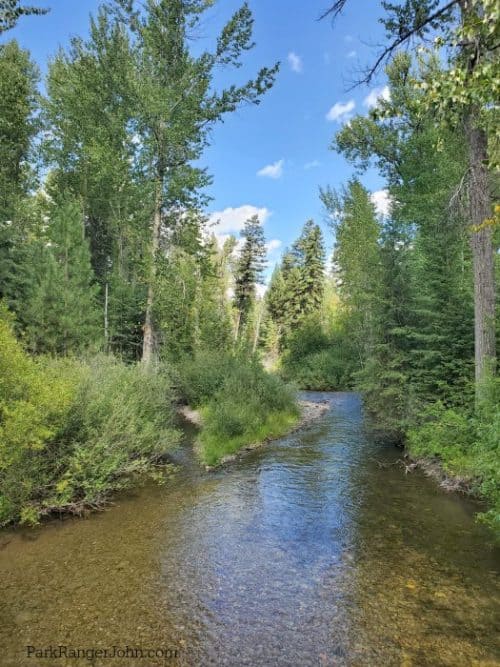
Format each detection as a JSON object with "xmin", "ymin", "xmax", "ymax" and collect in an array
[{"xmin": 1, "ymin": 392, "xmax": 498, "ymax": 666}]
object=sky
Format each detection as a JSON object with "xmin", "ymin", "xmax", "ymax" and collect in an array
[{"xmin": 6, "ymin": 0, "xmax": 392, "ymax": 276}]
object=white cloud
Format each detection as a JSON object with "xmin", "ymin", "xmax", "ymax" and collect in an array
[
  {"xmin": 344, "ymin": 35, "xmax": 354, "ymax": 43},
  {"xmin": 323, "ymin": 52, "xmax": 331, "ymax": 65},
  {"xmin": 326, "ymin": 100, "xmax": 355, "ymax": 123},
  {"xmin": 208, "ymin": 205, "xmax": 271, "ymax": 235},
  {"xmin": 346, "ymin": 50, "xmax": 357, "ymax": 58},
  {"xmin": 363, "ymin": 85, "xmax": 391, "ymax": 108},
  {"xmin": 257, "ymin": 159, "xmax": 284, "ymax": 179},
  {"xmin": 287, "ymin": 52, "xmax": 303, "ymax": 73},
  {"xmin": 371, "ymin": 189, "xmax": 391, "ymax": 217},
  {"xmin": 266, "ymin": 239, "xmax": 282, "ymax": 253},
  {"xmin": 255, "ymin": 283, "xmax": 268, "ymax": 299},
  {"xmin": 304, "ymin": 160, "xmax": 321, "ymax": 170}
]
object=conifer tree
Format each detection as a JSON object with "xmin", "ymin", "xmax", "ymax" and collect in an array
[
  {"xmin": 25, "ymin": 199, "xmax": 101, "ymax": 354},
  {"xmin": 0, "ymin": 41, "xmax": 39, "ymax": 312},
  {"xmin": 291, "ymin": 220, "xmax": 325, "ymax": 316},
  {"xmin": 234, "ymin": 215, "xmax": 266, "ymax": 339}
]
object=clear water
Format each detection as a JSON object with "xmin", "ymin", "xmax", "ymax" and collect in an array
[{"xmin": 1, "ymin": 392, "xmax": 499, "ymax": 666}]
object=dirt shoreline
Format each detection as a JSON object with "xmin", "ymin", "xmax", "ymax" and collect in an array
[
  {"xmin": 406, "ymin": 454, "xmax": 477, "ymax": 496},
  {"xmin": 179, "ymin": 399, "xmax": 331, "ymax": 471}
]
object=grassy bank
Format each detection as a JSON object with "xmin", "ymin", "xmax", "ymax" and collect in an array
[
  {"xmin": 405, "ymin": 378, "xmax": 500, "ymax": 535},
  {"xmin": 0, "ymin": 311, "xmax": 180, "ymax": 526},
  {"xmin": 176, "ymin": 351, "xmax": 300, "ymax": 466}
]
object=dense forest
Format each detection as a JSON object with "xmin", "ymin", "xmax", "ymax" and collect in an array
[{"xmin": 0, "ymin": 0, "xmax": 498, "ymax": 536}]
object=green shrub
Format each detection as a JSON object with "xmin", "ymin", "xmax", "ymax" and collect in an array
[
  {"xmin": 281, "ymin": 317, "xmax": 354, "ymax": 390},
  {"xmin": 177, "ymin": 350, "xmax": 299, "ymax": 466},
  {"xmin": 407, "ymin": 380, "xmax": 500, "ymax": 536},
  {"xmin": 0, "ymin": 310, "xmax": 82, "ymax": 525},
  {"xmin": 0, "ymin": 309, "xmax": 180, "ymax": 525},
  {"xmin": 54, "ymin": 356, "xmax": 180, "ymax": 508},
  {"xmin": 175, "ymin": 349, "xmax": 238, "ymax": 407}
]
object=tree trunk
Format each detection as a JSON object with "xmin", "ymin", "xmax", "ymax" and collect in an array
[
  {"xmin": 142, "ymin": 175, "xmax": 163, "ymax": 365},
  {"xmin": 252, "ymin": 301, "xmax": 263, "ymax": 354},
  {"xmin": 466, "ymin": 115, "xmax": 496, "ymax": 388}
]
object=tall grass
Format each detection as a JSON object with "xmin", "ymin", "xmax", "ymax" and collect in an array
[{"xmin": 176, "ymin": 351, "xmax": 299, "ymax": 466}]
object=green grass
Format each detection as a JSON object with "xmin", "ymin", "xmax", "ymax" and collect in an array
[
  {"xmin": 175, "ymin": 349, "xmax": 300, "ymax": 467},
  {"xmin": 406, "ymin": 379, "xmax": 500, "ymax": 537},
  {"xmin": 198, "ymin": 409, "xmax": 299, "ymax": 466}
]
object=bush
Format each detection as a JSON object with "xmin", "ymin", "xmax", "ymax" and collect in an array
[
  {"xmin": 175, "ymin": 349, "xmax": 238, "ymax": 407},
  {"xmin": 407, "ymin": 379, "xmax": 500, "ymax": 537},
  {"xmin": 55, "ymin": 356, "xmax": 180, "ymax": 508},
  {"xmin": 0, "ymin": 310, "xmax": 82, "ymax": 525},
  {"xmin": 0, "ymin": 309, "xmax": 180, "ymax": 525},
  {"xmin": 281, "ymin": 317, "xmax": 355, "ymax": 390},
  {"xmin": 176, "ymin": 350, "xmax": 299, "ymax": 466}
]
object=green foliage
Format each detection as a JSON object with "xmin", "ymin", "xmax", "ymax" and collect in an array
[
  {"xmin": 0, "ymin": 310, "xmax": 179, "ymax": 525},
  {"xmin": 234, "ymin": 215, "xmax": 266, "ymax": 334},
  {"xmin": 266, "ymin": 219, "xmax": 326, "ymax": 346},
  {"xmin": 0, "ymin": 1, "xmax": 48, "ymax": 34},
  {"xmin": 25, "ymin": 197, "xmax": 101, "ymax": 355},
  {"xmin": 0, "ymin": 307, "xmax": 82, "ymax": 525},
  {"xmin": 56, "ymin": 356, "xmax": 180, "ymax": 507},
  {"xmin": 176, "ymin": 350, "xmax": 299, "ymax": 466},
  {"xmin": 407, "ymin": 375, "xmax": 500, "ymax": 535},
  {"xmin": 281, "ymin": 316, "xmax": 355, "ymax": 390},
  {"xmin": 0, "ymin": 41, "xmax": 39, "ymax": 312}
]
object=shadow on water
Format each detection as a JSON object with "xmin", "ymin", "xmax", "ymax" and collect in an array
[{"xmin": 0, "ymin": 392, "xmax": 498, "ymax": 666}]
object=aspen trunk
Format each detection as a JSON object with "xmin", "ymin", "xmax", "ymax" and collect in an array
[{"xmin": 142, "ymin": 175, "xmax": 163, "ymax": 364}]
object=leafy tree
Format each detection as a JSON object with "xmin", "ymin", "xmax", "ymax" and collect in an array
[
  {"xmin": 333, "ymin": 55, "xmax": 475, "ymax": 433},
  {"xmin": 322, "ymin": 179, "xmax": 383, "ymax": 365},
  {"xmin": 0, "ymin": 0, "xmax": 48, "ymax": 34},
  {"xmin": 44, "ymin": 11, "xmax": 147, "ymax": 359},
  {"xmin": 322, "ymin": 0, "xmax": 498, "ymax": 391},
  {"xmin": 109, "ymin": 0, "xmax": 278, "ymax": 363}
]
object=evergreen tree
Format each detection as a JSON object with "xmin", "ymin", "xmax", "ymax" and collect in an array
[
  {"xmin": 323, "ymin": 179, "xmax": 382, "ymax": 365},
  {"xmin": 25, "ymin": 199, "xmax": 101, "ymax": 354},
  {"xmin": 234, "ymin": 215, "xmax": 266, "ymax": 338},
  {"xmin": 291, "ymin": 220, "xmax": 325, "ymax": 316},
  {"xmin": 0, "ymin": 41, "xmax": 39, "ymax": 312}
]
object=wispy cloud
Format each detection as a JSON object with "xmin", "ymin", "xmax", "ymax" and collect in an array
[
  {"xmin": 304, "ymin": 160, "xmax": 321, "ymax": 170},
  {"xmin": 257, "ymin": 159, "xmax": 284, "ymax": 179},
  {"xmin": 371, "ymin": 189, "xmax": 391, "ymax": 217},
  {"xmin": 266, "ymin": 239, "xmax": 282, "ymax": 253},
  {"xmin": 326, "ymin": 100, "xmax": 355, "ymax": 123},
  {"xmin": 287, "ymin": 51, "xmax": 303, "ymax": 73},
  {"xmin": 208, "ymin": 205, "xmax": 271, "ymax": 236},
  {"xmin": 363, "ymin": 85, "xmax": 391, "ymax": 108},
  {"xmin": 346, "ymin": 50, "xmax": 357, "ymax": 58},
  {"xmin": 344, "ymin": 34, "xmax": 354, "ymax": 43}
]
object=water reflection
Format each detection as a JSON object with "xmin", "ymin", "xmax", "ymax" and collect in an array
[{"xmin": 0, "ymin": 392, "xmax": 498, "ymax": 666}]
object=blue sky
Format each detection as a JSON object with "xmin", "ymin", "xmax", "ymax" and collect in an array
[{"xmin": 7, "ymin": 0, "xmax": 391, "ymax": 274}]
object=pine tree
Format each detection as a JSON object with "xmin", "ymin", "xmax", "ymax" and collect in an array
[
  {"xmin": 0, "ymin": 41, "xmax": 39, "ymax": 312},
  {"xmin": 25, "ymin": 199, "xmax": 101, "ymax": 354},
  {"xmin": 234, "ymin": 215, "xmax": 266, "ymax": 339},
  {"xmin": 291, "ymin": 220, "xmax": 325, "ymax": 316}
]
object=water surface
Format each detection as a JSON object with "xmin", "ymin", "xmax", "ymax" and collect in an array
[{"xmin": 1, "ymin": 392, "xmax": 499, "ymax": 666}]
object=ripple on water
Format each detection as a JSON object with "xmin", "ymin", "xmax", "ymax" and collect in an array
[{"xmin": 0, "ymin": 392, "xmax": 499, "ymax": 666}]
